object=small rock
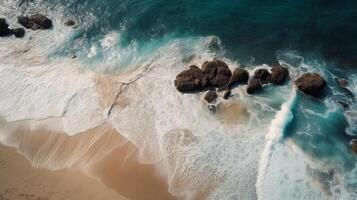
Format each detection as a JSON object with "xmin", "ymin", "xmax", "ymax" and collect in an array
[
  {"xmin": 254, "ymin": 68, "xmax": 271, "ymax": 84},
  {"xmin": 0, "ymin": 18, "xmax": 12, "ymax": 37},
  {"xmin": 11, "ymin": 28, "xmax": 25, "ymax": 38},
  {"xmin": 208, "ymin": 104, "xmax": 217, "ymax": 112},
  {"xmin": 228, "ymin": 68, "xmax": 249, "ymax": 86},
  {"xmin": 18, "ymin": 16, "xmax": 34, "ymax": 29},
  {"xmin": 350, "ymin": 139, "xmax": 357, "ymax": 154},
  {"xmin": 29, "ymin": 14, "xmax": 52, "ymax": 29},
  {"xmin": 247, "ymin": 78, "xmax": 262, "ymax": 94},
  {"xmin": 204, "ymin": 90, "xmax": 218, "ymax": 103},
  {"xmin": 294, "ymin": 73, "xmax": 326, "ymax": 97},
  {"xmin": 18, "ymin": 14, "xmax": 52, "ymax": 30},
  {"xmin": 223, "ymin": 89, "xmax": 231, "ymax": 100},
  {"xmin": 270, "ymin": 65, "xmax": 289, "ymax": 85},
  {"xmin": 64, "ymin": 19, "xmax": 75, "ymax": 26}
]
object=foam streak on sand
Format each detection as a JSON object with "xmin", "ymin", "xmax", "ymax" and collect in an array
[{"xmin": 256, "ymin": 88, "xmax": 297, "ymax": 200}]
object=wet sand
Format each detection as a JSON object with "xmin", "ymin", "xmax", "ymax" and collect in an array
[
  {"xmin": 0, "ymin": 123, "xmax": 177, "ymax": 200},
  {"xmin": 0, "ymin": 144, "xmax": 128, "ymax": 200}
]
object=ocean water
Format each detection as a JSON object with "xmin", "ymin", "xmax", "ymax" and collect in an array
[{"xmin": 0, "ymin": 0, "xmax": 357, "ymax": 199}]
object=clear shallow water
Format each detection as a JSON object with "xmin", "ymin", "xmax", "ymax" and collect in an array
[{"xmin": 0, "ymin": 0, "xmax": 357, "ymax": 199}]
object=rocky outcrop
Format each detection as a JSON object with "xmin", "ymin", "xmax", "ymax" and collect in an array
[
  {"xmin": 350, "ymin": 139, "xmax": 357, "ymax": 155},
  {"xmin": 174, "ymin": 60, "xmax": 232, "ymax": 93},
  {"xmin": 174, "ymin": 65, "xmax": 208, "ymax": 92},
  {"xmin": 202, "ymin": 60, "xmax": 232, "ymax": 87},
  {"xmin": 254, "ymin": 69, "xmax": 271, "ymax": 84},
  {"xmin": 0, "ymin": 18, "xmax": 11, "ymax": 37},
  {"xmin": 247, "ymin": 78, "xmax": 262, "ymax": 94},
  {"xmin": 11, "ymin": 28, "xmax": 25, "ymax": 38},
  {"xmin": 18, "ymin": 14, "xmax": 52, "ymax": 30},
  {"xmin": 270, "ymin": 65, "xmax": 289, "ymax": 85},
  {"xmin": 204, "ymin": 90, "xmax": 218, "ymax": 103},
  {"xmin": 228, "ymin": 68, "xmax": 249, "ymax": 86},
  {"xmin": 295, "ymin": 73, "xmax": 326, "ymax": 97}
]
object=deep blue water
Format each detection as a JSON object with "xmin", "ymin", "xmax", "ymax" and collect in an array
[{"xmin": 20, "ymin": 0, "xmax": 357, "ymax": 66}]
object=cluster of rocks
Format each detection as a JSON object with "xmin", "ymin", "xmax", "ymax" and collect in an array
[
  {"xmin": 1, "ymin": 14, "xmax": 75, "ymax": 39},
  {"xmin": 174, "ymin": 59, "xmax": 329, "ymax": 103},
  {"xmin": 174, "ymin": 60, "xmax": 357, "ymax": 155},
  {"xmin": 0, "ymin": 18, "xmax": 25, "ymax": 38}
]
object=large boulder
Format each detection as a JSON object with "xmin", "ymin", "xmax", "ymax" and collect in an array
[
  {"xmin": 202, "ymin": 60, "xmax": 232, "ymax": 87},
  {"xmin": 247, "ymin": 78, "xmax": 262, "ymax": 94},
  {"xmin": 228, "ymin": 68, "xmax": 249, "ymax": 86},
  {"xmin": 270, "ymin": 65, "xmax": 289, "ymax": 85},
  {"xmin": 11, "ymin": 28, "xmax": 25, "ymax": 38},
  {"xmin": 350, "ymin": 139, "xmax": 357, "ymax": 155},
  {"xmin": 295, "ymin": 73, "xmax": 326, "ymax": 97},
  {"xmin": 254, "ymin": 68, "xmax": 271, "ymax": 84},
  {"xmin": 18, "ymin": 14, "xmax": 52, "ymax": 30},
  {"xmin": 204, "ymin": 90, "xmax": 218, "ymax": 103},
  {"xmin": 174, "ymin": 65, "xmax": 208, "ymax": 92},
  {"xmin": 0, "ymin": 18, "xmax": 11, "ymax": 36}
]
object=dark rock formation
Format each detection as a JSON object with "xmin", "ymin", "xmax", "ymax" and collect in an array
[
  {"xmin": 174, "ymin": 65, "xmax": 208, "ymax": 92},
  {"xmin": 0, "ymin": 18, "xmax": 11, "ymax": 37},
  {"xmin": 64, "ymin": 19, "xmax": 75, "ymax": 26},
  {"xmin": 350, "ymin": 139, "xmax": 357, "ymax": 154},
  {"xmin": 295, "ymin": 73, "xmax": 326, "ymax": 97},
  {"xmin": 204, "ymin": 90, "xmax": 218, "ymax": 103},
  {"xmin": 228, "ymin": 68, "xmax": 249, "ymax": 86},
  {"xmin": 247, "ymin": 78, "xmax": 262, "ymax": 94},
  {"xmin": 18, "ymin": 14, "xmax": 52, "ymax": 30},
  {"xmin": 11, "ymin": 28, "xmax": 25, "ymax": 38},
  {"xmin": 270, "ymin": 65, "xmax": 289, "ymax": 85},
  {"xmin": 223, "ymin": 89, "xmax": 231, "ymax": 100},
  {"xmin": 254, "ymin": 68, "xmax": 271, "ymax": 84},
  {"xmin": 202, "ymin": 60, "xmax": 232, "ymax": 87},
  {"xmin": 18, "ymin": 16, "xmax": 34, "ymax": 29}
]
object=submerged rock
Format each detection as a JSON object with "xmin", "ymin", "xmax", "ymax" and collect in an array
[
  {"xmin": 174, "ymin": 65, "xmax": 208, "ymax": 92},
  {"xmin": 64, "ymin": 19, "xmax": 75, "ymax": 26},
  {"xmin": 295, "ymin": 73, "xmax": 326, "ymax": 97},
  {"xmin": 18, "ymin": 14, "xmax": 52, "ymax": 30},
  {"xmin": 254, "ymin": 68, "xmax": 271, "ymax": 84},
  {"xmin": 202, "ymin": 60, "xmax": 232, "ymax": 87},
  {"xmin": 0, "ymin": 18, "xmax": 11, "ymax": 37},
  {"xmin": 247, "ymin": 78, "xmax": 262, "ymax": 94},
  {"xmin": 350, "ymin": 139, "xmax": 357, "ymax": 155},
  {"xmin": 270, "ymin": 65, "xmax": 289, "ymax": 85},
  {"xmin": 228, "ymin": 68, "xmax": 249, "ymax": 86},
  {"xmin": 204, "ymin": 90, "xmax": 218, "ymax": 103},
  {"xmin": 11, "ymin": 28, "xmax": 25, "ymax": 38}
]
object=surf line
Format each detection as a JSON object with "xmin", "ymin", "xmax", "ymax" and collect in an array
[{"xmin": 256, "ymin": 87, "xmax": 297, "ymax": 199}]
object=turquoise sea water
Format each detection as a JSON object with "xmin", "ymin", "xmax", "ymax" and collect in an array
[{"xmin": 1, "ymin": 0, "xmax": 357, "ymax": 199}]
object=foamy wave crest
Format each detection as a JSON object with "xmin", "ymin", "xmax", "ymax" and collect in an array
[{"xmin": 256, "ymin": 88, "xmax": 297, "ymax": 199}]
